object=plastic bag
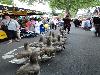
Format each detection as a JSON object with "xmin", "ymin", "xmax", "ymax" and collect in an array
[
  {"xmin": 90, "ymin": 27, "xmax": 96, "ymax": 32},
  {"xmin": 1, "ymin": 25, "xmax": 8, "ymax": 31},
  {"xmin": 44, "ymin": 24, "xmax": 49, "ymax": 29}
]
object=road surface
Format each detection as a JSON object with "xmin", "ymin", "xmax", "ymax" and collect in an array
[{"xmin": 0, "ymin": 24, "xmax": 100, "ymax": 75}]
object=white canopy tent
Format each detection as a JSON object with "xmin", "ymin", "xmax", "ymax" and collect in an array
[{"xmin": 13, "ymin": 0, "xmax": 52, "ymax": 13}]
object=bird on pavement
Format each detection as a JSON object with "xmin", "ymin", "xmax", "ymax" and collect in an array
[{"xmin": 16, "ymin": 52, "xmax": 40, "ymax": 75}]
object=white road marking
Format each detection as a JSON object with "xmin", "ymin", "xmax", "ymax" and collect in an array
[
  {"xmin": 2, "ymin": 55, "xmax": 14, "ymax": 59},
  {"xmin": 2, "ymin": 49, "xmax": 17, "ymax": 59},
  {"xmin": 2, "ymin": 43, "xmax": 34, "ymax": 60},
  {"xmin": 18, "ymin": 46, "xmax": 24, "ymax": 49},
  {"xmin": 4, "ymin": 49, "xmax": 17, "ymax": 55},
  {"xmin": 9, "ymin": 58, "xmax": 27, "ymax": 64}
]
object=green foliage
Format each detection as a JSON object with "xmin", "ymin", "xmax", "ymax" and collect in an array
[
  {"xmin": 19, "ymin": 0, "xmax": 47, "ymax": 4},
  {"xmin": 19, "ymin": 0, "xmax": 36, "ymax": 4},
  {"xmin": 48, "ymin": 0, "xmax": 100, "ymax": 16},
  {"xmin": 1, "ymin": 0, "xmax": 100, "ymax": 16},
  {"xmin": 20, "ymin": 0, "xmax": 36, "ymax": 2},
  {"xmin": 0, "ymin": 0, "xmax": 13, "ymax": 5}
]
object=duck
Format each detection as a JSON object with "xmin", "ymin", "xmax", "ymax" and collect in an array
[
  {"xmin": 45, "ymin": 32, "xmax": 57, "ymax": 43},
  {"xmin": 51, "ymin": 32, "xmax": 57, "ymax": 43},
  {"xmin": 16, "ymin": 42, "xmax": 33, "ymax": 59},
  {"xmin": 10, "ymin": 42, "xmax": 34, "ymax": 64},
  {"xmin": 30, "ymin": 36, "xmax": 46, "ymax": 48},
  {"xmin": 52, "ymin": 35, "xmax": 65, "ymax": 52},
  {"xmin": 16, "ymin": 52, "xmax": 40, "ymax": 75},
  {"xmin": 40, "ymin": 37, "xmax": 56, "ymax": 59},
  {"xmin": 59, "ymin": 27, "xmax": 68, "ymax": 39}
]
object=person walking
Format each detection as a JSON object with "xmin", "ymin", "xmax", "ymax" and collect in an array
[
  {"xmin": 63, "ymin": 15, "xmax": 71, "ymax": 34},
  {"xmin": 93, "ymin": 12, "xmax": 100, "ymax": 37}
]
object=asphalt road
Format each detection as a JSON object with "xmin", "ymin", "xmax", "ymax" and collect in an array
[{"xmin": 0, "ymin": 24, "xmax": 100, "ymax": 75}]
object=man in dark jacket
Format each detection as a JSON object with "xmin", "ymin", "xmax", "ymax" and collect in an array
[
  {"xmin": 63, "ymin": 15, "xmax": 71, "ymax": 34},
  {"xmin": 93, "ymin": 14, "xmax": 100, "ymax": 37}
]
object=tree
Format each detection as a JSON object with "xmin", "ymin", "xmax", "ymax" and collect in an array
[
  {"xmin": 49, "ymin": 0, "xmax": 100, "ymax": 16},
  {"xmin": 18, "ymin": 0, "xmax": 100, "ymax": 16},
  {"xmin": 19, "ymin": 0, "xmax": 47, "ymax": 5},
  {"xmin": 0, "ymin": 0, "xmax": 13, "ymax": 5},
  {"xmin": 1, "ymin": 0, "xmax": 100, "ymax": 16}
]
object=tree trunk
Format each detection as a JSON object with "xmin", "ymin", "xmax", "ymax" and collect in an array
[
  {"xmin": 64, "ymin": 0, "xmax": 71, "ymax": 17},
  {"xmin": 64, "ymin": 8, "xmax": 71, "ymax": 17}
]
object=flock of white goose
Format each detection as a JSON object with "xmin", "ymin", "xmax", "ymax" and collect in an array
[{"xmin": 15, "ymin": 27, "xmax": 68, "ymax": 75}]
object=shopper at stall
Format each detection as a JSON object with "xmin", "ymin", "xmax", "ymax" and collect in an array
[
  {"xmin": 73, "ymin": 18, "xmax": 81, "ymax": 27},
  {"xmin": 15, "ymin": 17, "xmax": 21, "ymax": 40},
  {"xmin": 25, "ymin": 19, "xmax": 32, "ymax": 31},
  {"xmin": 1, "ymin": 15, "xmax": 20, "ymax": 44},
  {"xmin": 30, "ymin": 18, "xmax": 36, "ymax": 31},
  {"xmin": 50, "ymin": 18, "xmax": 55, "ymax": 30},
  {"xmin": 85, "ymin": 18, "xmax": 92, "ymax": 30}
]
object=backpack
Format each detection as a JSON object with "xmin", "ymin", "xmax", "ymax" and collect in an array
[{"xmin": 1, "ymin": 19, "xmax": 11, "ymax": 31}]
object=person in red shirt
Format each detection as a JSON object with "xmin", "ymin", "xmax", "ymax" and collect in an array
[{"xmin": 25, "ymin": 19, "xmax": 32, "ymax": 31}]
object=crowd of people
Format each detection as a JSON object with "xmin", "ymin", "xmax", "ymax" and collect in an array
[
  {"xmin": 0, "ymin": 11, "xmax": 100, "ymax": 44},
  {"xmin": 73, "ymin": 12, "xmax": 100, "ymax": 37},
  {"xmin": 0, "ymin": 14, "xmax": 62, "ymax": 44},
  {"xmin": 73, "ymin": 18, "xmax": 92, "ymax": 30}
]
